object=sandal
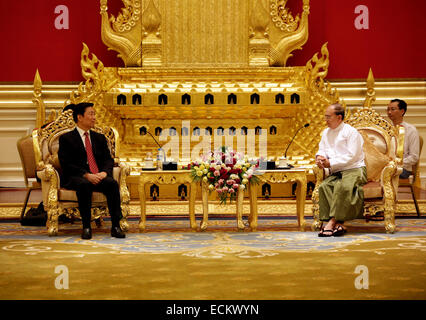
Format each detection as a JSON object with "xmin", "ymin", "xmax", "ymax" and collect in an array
[
  {"xmin": 332, "ymin": 225, "xmax": 347, "ymax": 237},
  {"xmin": 318, "ymin": 228, "xmax": 334, "ymax": 237}
]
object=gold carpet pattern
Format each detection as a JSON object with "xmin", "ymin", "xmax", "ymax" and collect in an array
[{"xmin": 0, "ymin": 218, "xmax": 425, "ymax": 300}]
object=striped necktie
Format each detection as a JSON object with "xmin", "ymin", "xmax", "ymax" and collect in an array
[{"xmin": 84, "ymin": 132, "xmax": 99, "ymax": 174}]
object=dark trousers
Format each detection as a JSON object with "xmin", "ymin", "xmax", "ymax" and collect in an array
[
  {"xmin": 399, "ymin": 168, "xmax": 412, "ymax": 179},
  {"xmin": 66, "ymin": 176, "xmax": 122, "ymax": 228}
]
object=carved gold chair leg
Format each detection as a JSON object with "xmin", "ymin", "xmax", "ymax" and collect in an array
[
  {"xmin": 384, "ymin": 209, "xmax": 396, "ymax": 234},
  {"xmin": 95, "ymin": 217, "xmax": 102, "ymax": 228},
  {"xmin": 311, "ymin": 166, "xmax": 324, "ymax": 231},
  {"xmin": 120, "ymin": 203, "xmax": 130, "ymax": 232},
  {"xmin": 311, "ymin": 207, "xmax": 322, "ymax": 231},
  {"xmin": 47, "ymin": 209, "xmax": 59, "ymax": 236}
]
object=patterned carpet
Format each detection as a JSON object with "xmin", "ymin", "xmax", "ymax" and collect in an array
[{"xmin": 0, "ymin": 217, "xmax": 425, "ymax": 300}]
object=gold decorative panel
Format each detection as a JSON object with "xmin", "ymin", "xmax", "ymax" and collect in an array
[
  {"xmin": 162, "ymin": 0, "xmax": 249, "ymax": 67},
  {"xmin": 101, "ymin": 0, "xmax": 310, "ymax": 68}
]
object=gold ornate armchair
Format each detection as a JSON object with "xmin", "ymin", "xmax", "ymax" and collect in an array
[
  {"xmin": 311, "ymin": 106, "xmax": 405, "ymax": 233},
  {"xmin": 32, "ymin": 110, "xmax": 130, "ymax": 236}
]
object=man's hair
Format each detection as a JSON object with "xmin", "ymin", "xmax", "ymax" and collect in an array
[
  {"xmin": 63, "ymin": 103, "xmax": 75, "ymax": 112},
  {"xmin": 391, "ymin": 98, "xmax": 407, "ymax": 116},
  {"xmin": 72, "ymin": 102, "xmax": 94, "ymax": 123},
  {"xmin": 331, "ymin": 103, "xmax": 345, "ymax": 121}
]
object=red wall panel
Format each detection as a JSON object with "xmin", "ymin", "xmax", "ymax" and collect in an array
[{"xmin": 0, "ymin": 0, "xmax": 425, "ymax": 82}]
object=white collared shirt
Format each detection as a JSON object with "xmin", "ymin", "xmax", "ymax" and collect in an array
[
  {"xmin": 316, "ymin": 122, "xmax": 365, "ymax": 173},
  {"xmin": 401, "ymin": 121, "xmax": 420, "ymax": 172},
  {"xmin": 76, "ymin": 126, "xmax": 91, "ymax": 149}
]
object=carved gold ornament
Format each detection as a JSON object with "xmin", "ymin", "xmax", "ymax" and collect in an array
[
  {"xmin": 270, "ymin": 0, "xmax": 300, "ymax": 32},
  {"xmin": 269, "ymin": 0, "xmax": 310, "ymax": 66}
]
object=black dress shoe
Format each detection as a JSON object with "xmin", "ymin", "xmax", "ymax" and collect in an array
[
  {"xmin": 82, "ymin": 227, "xmax": 92, "ymax": 240},
  {"xmin": 111, "ymin": 226, "xmax": 125, "ymax": 238}
]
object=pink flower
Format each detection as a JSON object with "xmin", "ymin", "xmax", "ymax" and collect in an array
[
  {"xmin": 233, "ymin": 184, "xmax": 239, "ymax": 189},
  {"xmin": 229, "ymin": 188, "xmax": 235, "ymax": 193},
  {"xmin": 218, "ymin": 179, "xmax": 224, "ymax": 185},
  {"xmin": 222, "ymin": 186, "xmax": 229, "ymax": 192},
  {"xmin": 214, "ymin": 170, "xmax": 220, "ymax": 177},
  {"xmin": 226, "ymin": 179, "xmax": 234, "ymax": 185}
]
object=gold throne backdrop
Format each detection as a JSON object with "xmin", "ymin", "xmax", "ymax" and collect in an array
[{"xmin": 67, "ymin": 0, "xmax": 337, "ymax": 165}]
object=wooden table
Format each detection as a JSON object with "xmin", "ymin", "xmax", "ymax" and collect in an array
[
  {"xmin": 199, "ymin": 181, "xmax": 245, "ymax": 231},
  {"xmin": 248, "ymin": 169, "xmax": 308, "ymax": 231},
  {"xmin": 138, "ymin": 170, "xmax": 198, "ymax": 231},
  {"xmin": 199, "ymin": 169, "xmax": 308, "ymax": 231}
]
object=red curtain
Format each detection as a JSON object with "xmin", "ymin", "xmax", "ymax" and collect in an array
[{"xmin": 0, "ymin": 0, "xmax": 425, "ymax": 81}]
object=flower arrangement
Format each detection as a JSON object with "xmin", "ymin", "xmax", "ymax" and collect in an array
[{"xmin": 184, "ymin": 147, "xmax": 259, "ymax": 204}]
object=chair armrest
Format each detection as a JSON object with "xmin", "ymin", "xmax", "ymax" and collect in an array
[
  {"xmin": 116, "ymin": 162, "xmax": 131, "ymax": 204},
  {"xmin": 312, "ymin": 164, "xmax": 324, "ymax": 184},
  {"xmin": 311, "ymin": 164, "xmax": 324, "ymax": 231},
  {"xmin": 36, "ymin": 164, "xmax": 61, "ymax": 206},
  {"xmin": 379, "ymin": 161, "xmax": 401, "ymax": 184},
  {"xmin": 379, "ymin": 161, "xmax": 401, "ymax": 200}
]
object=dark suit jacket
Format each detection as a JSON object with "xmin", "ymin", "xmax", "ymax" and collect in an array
[{"xmin": 58, "ymin": 128, "xmax": 114, "ymax": 188}]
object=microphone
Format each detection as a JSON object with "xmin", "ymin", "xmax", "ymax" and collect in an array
[
  {"xmin": 147, "ymin": 131, "xmax": 167, "ymax": 164},
  {"xmin": 284, "ymin": 123, "xmax": 310, "ymax": 158},
  {"xmin": 146, "ymin": 131, "xmax": 177, "ymax": 170}
]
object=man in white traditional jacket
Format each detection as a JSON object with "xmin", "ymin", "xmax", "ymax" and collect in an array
[
  {"xmin": 315, "ymin": 104, "xmax": 367, "ymax": 237},
  {"xmin": 387, "ymin": 99, "xmax": 420, "ymax": 179}
]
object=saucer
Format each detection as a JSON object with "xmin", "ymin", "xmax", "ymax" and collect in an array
[{"xmin": 276, "ymin": 165, "xmax": 293, "ymax": 170}]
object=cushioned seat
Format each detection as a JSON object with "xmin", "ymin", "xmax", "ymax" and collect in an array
[
  {"xmin": 58, "ymin": 189, "xmax": 107, "ymax": 203},
  {"xmin": 363, "ymin": 181, "xmax": 383, "ymax": 199}
]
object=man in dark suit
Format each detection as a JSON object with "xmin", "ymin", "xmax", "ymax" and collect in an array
[{"xmin": 58, "ymin": 102, "xmax": 125, "ymax": 239}]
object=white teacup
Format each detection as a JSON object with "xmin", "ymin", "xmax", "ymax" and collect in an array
[
  {"xmin": 144, "ymin": 160, "xmax": 154, "ymax": 168},
  {"xmin": 278, "ymin": 157, "xmax": 288, "ymax": 167}
]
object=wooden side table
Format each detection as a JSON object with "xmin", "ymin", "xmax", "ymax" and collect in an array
[
  {"xmin": 199, "ymin": 181, "xmax": 245, "ymax": 231},
  {"xmin": 138, "ymin": 171, "xmax": 197, "ymax": 231},
  {"xmin": 248, "ymin": 169, "xmax": 308, "ymax": 231}
]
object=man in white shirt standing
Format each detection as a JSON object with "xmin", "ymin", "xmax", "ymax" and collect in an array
[
  {"xmin": 387, "ymin": 99, "xmax": 420, "ymax": 179},
  {"xmin": 315, "ymin": 104, "xmax": 367, "ymax": 237}
]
